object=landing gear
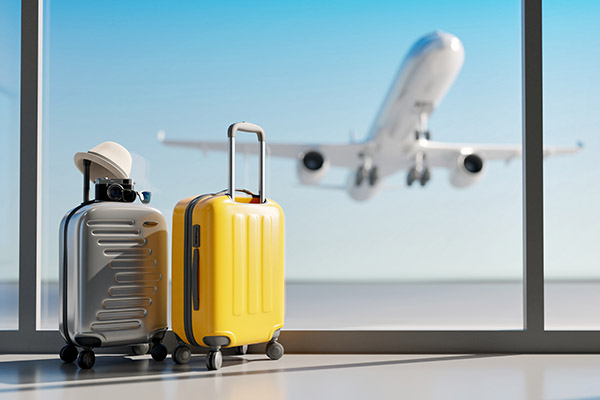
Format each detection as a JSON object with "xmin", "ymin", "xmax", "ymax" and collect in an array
[
  {"xmin": 414, "ymin": 130, "xmax": 431, "ymax": 140},
  {"xmin": 355, "ymin": 165, "xmax": 368, "ymax": 186},
  {"xmin": 407, "ymin": 149, "xmax": 431, "ymax": 187},
  {"xmin": 420, "ymin": 168, "xmax": 430, "ymax": 186},
  {"xmin": 407, "ymin": 167, "xmax": 418, "ymax": 186},
  {"xmin": 415, "ymin": 131, "xmax": 431, "ymax": 140},
  {"xmin": 356, "ymin": 165, "xmax": 378, "ymax": 187},
  {"xmin": 368, "ymin": 167, "xmax": 378, "ymax": 186},
  {"xmin": 407, "ymin": 166, "xmax": 431, "ymax": 187}
]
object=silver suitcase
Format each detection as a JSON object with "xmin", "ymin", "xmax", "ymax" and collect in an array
[{"xmin": 58, "ymin": 161, "xmax": 168, "ymax": 369}]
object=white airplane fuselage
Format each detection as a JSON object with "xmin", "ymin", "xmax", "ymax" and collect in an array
[
  {"xmin": 348, "ymin": 31, "xmax": 465, "ymax": 201},
  {"xmin": 160, "ymin": 31, "xmax": 580, "ymax": 202}
]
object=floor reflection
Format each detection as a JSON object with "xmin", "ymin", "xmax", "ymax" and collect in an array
[
  {"xmin": 2, "ymin": 354, "xmax": 600, "ymax": 399},
  {"xmin": 0, "ymin": 354, "xmax": 251, "ymax": 386},
  {"xmin": 0, "ymin": 354, "xmax": 493, "ymax": 390}
]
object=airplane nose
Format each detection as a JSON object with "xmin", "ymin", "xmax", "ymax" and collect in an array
[
  {"xmin": 434, "ymin": 31, "xmax": 464, "ymax": 53},
  {"xmin": 406, "ymin": 31, "xmax": 464, "ymax": 60}
]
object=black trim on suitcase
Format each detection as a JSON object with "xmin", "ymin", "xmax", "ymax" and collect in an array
[
  {"xmin": 62, "ymin": 159, "xmax": 94, "ymax": 346},
  {"xmin": 61, "ymin": 201, "xmax": 94, "ymax": 345},
  {"xmin": 182, "ymin": 194, "xmax": 207, "ymax": 347},
  {"xmin": 182, "ymin": 190, "xmax": 227, "ymax": 347}
]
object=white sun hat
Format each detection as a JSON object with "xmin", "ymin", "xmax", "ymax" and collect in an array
[{"xmin": 73, "ymin": 141, "xmax": 132, "ymax": 181}]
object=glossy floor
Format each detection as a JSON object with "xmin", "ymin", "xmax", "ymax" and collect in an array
[{"xmin": 1, "ymin": 353, "xmax": 600, "ymax": 399}]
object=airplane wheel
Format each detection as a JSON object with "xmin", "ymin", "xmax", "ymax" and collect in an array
[
  {"xmin": 407, "ymin": 168, "xmax": 417, "ymax": 186},
  {"xmin": 420, "ymin": 168, "xmax": 431, "ymax": 186},
  {"xmin": 355, "ymin": 166, "xmax": 367, "ymax": 186},
  {"xmin": 424, "ymin": 131, "xmax": 431, "ymax": 140},
  {"xmin": 368, "ymin": 167, "xmax": 378, "ymax": 186}
]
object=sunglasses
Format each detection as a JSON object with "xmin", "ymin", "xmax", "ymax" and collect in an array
[{"xmin": 137, "ymin": 191, "xmax": 152, "ymax": 204}]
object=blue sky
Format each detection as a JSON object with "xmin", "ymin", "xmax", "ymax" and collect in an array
[
  {"xmin": 2, "ymin": 0, "xmax": 599, "ymax": 283},
  {"xmin": 0, "ymin": 0, "xmax": 20, "ymax": 282}
]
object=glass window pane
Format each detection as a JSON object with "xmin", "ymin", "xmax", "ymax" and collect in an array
[
  {"xmin": 0, "ymin": 0, "xmax": 20, "ymax": 330},
  {"xmin": 41, "ymin": 0, "xmax": 523, "ymax": 330},
  {"xmin": 543, "ymin": 0, "xmax": 600, "ymax": 330}
]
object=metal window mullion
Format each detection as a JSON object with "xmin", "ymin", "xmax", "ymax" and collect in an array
[
  {"xmin": 522, "ymin": 0, "xmax": 545, "ymax": 332},
  {"xmin": 19, "ymin": 0, "xmax": 40, "ymax": 334}
]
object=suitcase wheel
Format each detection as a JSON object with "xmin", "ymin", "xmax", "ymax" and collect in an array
[
  {"xmin": 59, "ymin": 344, "xmax": 78, "ymax": 363},
  {"xmin": 132, "ymin": 343, "xmax": 150, "ymax": 355},
  {"xmin": 77, "ymin": 349, "xmax": 95, "ymax": 369},
  {"xmin": 151, "ymin": 343, "xmax": 168, "ymax": 362},
  {"xmin": 172, "ymin": 345, "xmax": 192, "ymax": 365},
  {"xmin": 206, "ymin": 350, "xmax": 222, "ymax": 371},
  {"xmin": 234, "ymin": 345, "xmax": 248, "ymax": 355},
  {"xmin": 266, "ymin": 341, "xmax": 284, "ymax": 361}
]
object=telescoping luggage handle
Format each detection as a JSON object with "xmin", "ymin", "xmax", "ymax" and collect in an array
[{"xmin": 227, "ymin": 122, "xmax": 266, "ymax": 203}]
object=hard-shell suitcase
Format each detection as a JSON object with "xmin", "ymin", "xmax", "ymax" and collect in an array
[
  {"xmin": 58, "ymin": 158, "xmax": 169, "ymax": 369},
  {"xmin": 171, "ymin": 122, "xmax": 285, "ymax": 370}
]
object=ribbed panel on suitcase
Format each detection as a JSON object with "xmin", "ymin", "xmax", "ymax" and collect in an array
[
  {"xmin": 232, "ymin": 214, "xmax": 274, "ymax": 316},
  {"xmin": 90, "ymin": 217, "xmax": 160, "ymax": 332}
]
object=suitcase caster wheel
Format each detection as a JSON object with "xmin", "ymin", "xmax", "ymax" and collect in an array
[
  {"xmin": 132, "ymin": 343, "xmax": 150, "ymax": 355},
  {"xmin": 151, "ymin": 343, "xmax": 168, "ymax": 362},
  {"xmin": 172, "ymin": 345, "xmax": 191, "ymax": 365},
  {"xmin": 234, "ymin": 345, "xmax": 248, "ymax": 355},
  {"xmin": 59, "ymin": 344, "xmax": 78, "ymax": 363},
  {"xmin": 77, "ymin": 350, "xmax": 95, "ymax": 369},
  {"xmin": 266, "ymin": 341, "xmax": 284, "ymax": 360},
  {"xmin": 206, "ymin": 350, "xmax": 222, "ymax": 371}
]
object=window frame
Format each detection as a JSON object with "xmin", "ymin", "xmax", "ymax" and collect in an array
[{"xmin": 6, "ymin": 0, "xmax": 595, "ymax": 354}]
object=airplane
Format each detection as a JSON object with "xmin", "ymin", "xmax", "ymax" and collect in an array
[{"xmin": 158, "ymin": 31, "xmax": 582, "ymax": 201}]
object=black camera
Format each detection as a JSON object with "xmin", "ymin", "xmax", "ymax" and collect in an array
[{"xmin": 95, "ymin": 178, "xmax": 137, "ymax": 203}]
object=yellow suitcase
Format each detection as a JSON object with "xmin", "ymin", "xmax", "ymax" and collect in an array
[{"xmin": 171, "ymin": 122, "xmax": 285, "ymax": 370}]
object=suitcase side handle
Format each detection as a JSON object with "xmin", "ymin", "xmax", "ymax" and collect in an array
[{"xmin": 227, "ymin": 122, "xmax": 266, "ymax": 204}]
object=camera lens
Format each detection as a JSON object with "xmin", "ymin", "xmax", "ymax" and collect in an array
[{"xmin": 107, "ymin": 183, "xmax": 123, "ymax": 201}]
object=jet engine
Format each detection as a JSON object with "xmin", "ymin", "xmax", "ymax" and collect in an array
[
  {"xmin": 449, "ymin": 152, "xmax": 486, "ymax": 188},
  {"xmin": 297, "ymin": 150, "xmax": 329, "ymax": 185}
]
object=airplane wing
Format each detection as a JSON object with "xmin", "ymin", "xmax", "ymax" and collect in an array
[
  {"xmin": 158, "ymin": 131, "xmax": 367, "ymax": 169},
  {"xmin": 420, "ymin": 140, "xmax": 583, "ymax": 168}
]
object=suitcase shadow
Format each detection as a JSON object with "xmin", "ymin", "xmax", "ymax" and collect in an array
[
  {"xmin": 0, "ymin": 354, "xmax": 513, "ymax": 395},
  {"xmin": 0, "ymin": 353, "xmax": 250, "ymax": 386}
]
